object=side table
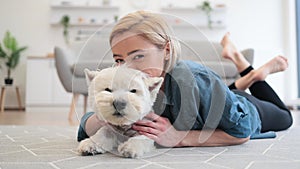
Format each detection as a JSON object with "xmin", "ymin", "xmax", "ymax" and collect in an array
[{"xmin": 0, "ymin": 85, "xmax": 22, "ymax": 113}]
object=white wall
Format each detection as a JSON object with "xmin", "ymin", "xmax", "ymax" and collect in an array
[
  {"xmin": 226, "ymin": 0, "xmax": 298, "ymax": 103},
  {"xmin": 0, "ymin": 0, "xmax": 66, "ymax": 108},
  {"xmin": 0, "ymin": 0, "xmax": 297, "ymax": 108}
]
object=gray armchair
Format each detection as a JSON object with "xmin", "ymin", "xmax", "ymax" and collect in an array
[
  {"xmin": 54, "ymin": 47, "xmax": 89, "ymax": 121},
  {"xmin": 54, "ymin": 46, "xmax": 114, "ymax": 121}
]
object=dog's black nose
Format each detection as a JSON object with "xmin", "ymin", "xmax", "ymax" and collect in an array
[{"xmin": 113, "ymin": 100, "xmax": 127, "ymax": 111}]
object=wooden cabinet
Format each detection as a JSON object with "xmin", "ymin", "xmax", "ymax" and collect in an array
[{"xmin": 26, "ymin": 57, "xmax": 72, "ymax": 109}]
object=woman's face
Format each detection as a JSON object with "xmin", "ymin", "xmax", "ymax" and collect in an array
[{"xmin": 111, "ymin": 33, "xmax": 169, "ymax": 77}]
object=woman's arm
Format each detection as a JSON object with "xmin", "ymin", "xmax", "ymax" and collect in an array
[
  {"xmin": 176, "ymin": 130, "xmax": 250, "ymax": 147},
  {"xmin": 133, "ymin": 112, "xmax": 249, "ymax": 147},
  {"xmin": 85, "ymin": 113, "xmax": 107, "ymax": 136}
]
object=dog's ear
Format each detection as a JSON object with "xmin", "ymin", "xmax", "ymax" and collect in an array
[
  {"xmin": 144, "ymin": 77, "xmax": 164, "ymax": 103},
  {"xmin": 84, "ymin": 68, "xmax": 98, "ymax": 86}
]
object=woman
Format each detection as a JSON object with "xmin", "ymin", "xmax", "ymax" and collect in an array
[{"xmin": 77, "ymin": 11, "xmax": 293, "ymax": 147}]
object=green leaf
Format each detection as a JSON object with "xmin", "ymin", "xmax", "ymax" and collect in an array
[
  {"xmin": 10, "ymin": 37, "xmax": 18, "ymax": 52},
  {"xmin": 8, "ymin": 46, "xmax": 27, "ymax": 69},
  {"xmin": 13, "ymin": 46, "xmax": 27, "ymax": 54},
  {"xmin": 0, "ymin": 44, "xmax": 7, "ymax": 58},
  {"xmin": 9, "ymin": 53, "xmax": 20, "ymax": 69},
  {"xmin": 60, "ymin": 15, "xmax": 70, "ymax": 27},
  {"xmin": 3, "ymin": 31, "xmax": 18, "ymax": 52},
  {"xmin": 3, "ymin": 31, "xmax": 12, "ymax": 50}
]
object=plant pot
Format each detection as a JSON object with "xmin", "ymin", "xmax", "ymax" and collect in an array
[{"xmin": 4, "ymin": 78, "xmax": 13, "ymax": 85}]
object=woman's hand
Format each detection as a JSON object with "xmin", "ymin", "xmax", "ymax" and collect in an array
[
  {"xmin": 132, "ymin": 112, "xmax": 250, "ymax": 147},
  {"xmin": 132, "ymin": 112, "xmax": 185, "ymax": 147}
]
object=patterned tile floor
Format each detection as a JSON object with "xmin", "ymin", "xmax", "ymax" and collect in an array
[{"xmin": 0, "ymin": 111, "xmax": 299, "ymax": 169}]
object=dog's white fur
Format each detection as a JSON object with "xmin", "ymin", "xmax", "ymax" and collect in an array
[{"xmin": 77, "ymin": 66, "xmax": 163, "ymax": 158}]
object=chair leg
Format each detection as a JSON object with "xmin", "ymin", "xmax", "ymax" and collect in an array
[
  {"xmin": 83, "ymin": 95, "xmax": 88, "ymax": 115},
  {"xmin": 69, "ymin": 94, "xmax": 79, "ymax": 121},
  {"xmin": 0, "ymin": 87, "xmax": 6, "ymax": 113}
]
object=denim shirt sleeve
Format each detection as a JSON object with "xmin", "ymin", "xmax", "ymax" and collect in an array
[{"xmin": 165, "ymin": 60, "xmax": 262, "ymax": 138}]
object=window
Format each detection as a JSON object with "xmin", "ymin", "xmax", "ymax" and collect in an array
[{"xmin": 296, "ymin": 0, "xmax": 300, "ymax": 97}]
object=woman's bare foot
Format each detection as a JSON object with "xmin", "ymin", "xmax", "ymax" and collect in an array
[
  {"xmin": 221, "ymin": 32, "xmax": 250, "ymax": 72},
  {"xmin": 254, "ymin": 55, "xmax": 288, "ymax": 81},
  {"xmin": 235, "ymin": 55, "xmax": 288, "ymax": 90}
]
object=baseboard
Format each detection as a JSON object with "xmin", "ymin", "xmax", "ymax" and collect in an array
[{"xmin": 2, "ymin": 107, "xmax": 25, "ymax": 111}]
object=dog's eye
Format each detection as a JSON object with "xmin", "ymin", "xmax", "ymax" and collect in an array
[
  {"xmin": 115, "ymin": 59, "xmax": 125, "ymax": 64},
  {"xmin": 105, "ymin": 88, "xmax": 112, "ymax": 92},
  {"xmin": 130, "ymin": 89, "xmax": 137, "ymax": 93}
]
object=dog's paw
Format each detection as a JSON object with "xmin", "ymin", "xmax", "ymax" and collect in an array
[
  {"xmin": 118, "ymin": 137, "xmax": 153, "ymax": 158},
  {"xmin": 118, "ymin": 141, "xmax": 142, "ymax": 158},
  {"xmin": 77, "ymin": 139, "xmax": 106, "ymax": 156}
]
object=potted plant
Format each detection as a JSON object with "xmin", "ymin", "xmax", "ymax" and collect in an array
[
  {"xmin": 0, "ymin": 31, "xmax": 27, "ymax": 85},
  {"xmin": 198, "ymin": 1, "xmax": 213, "ymax": 29},
  {"xmin": 60, "ymin": 15, "xmax": 70, "ymax": 44}
]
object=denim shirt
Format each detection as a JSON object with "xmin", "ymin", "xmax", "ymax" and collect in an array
[{"xmin": 157, "ymin": 60, "xmax": 275, "ymax": 139}]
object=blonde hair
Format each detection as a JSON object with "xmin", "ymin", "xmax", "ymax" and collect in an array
[{"xmin": 109, "ymin": 10, "xmax": 181, "ymax": 72}]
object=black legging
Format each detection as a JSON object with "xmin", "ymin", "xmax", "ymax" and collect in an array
[{"xmin": 228, "ymin": 66, "xmax": 293, "ymax": 132}]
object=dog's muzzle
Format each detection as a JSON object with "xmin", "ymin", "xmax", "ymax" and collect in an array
[{"xmin": 113, "ymin": 100, "xmax": 126, "ymax": 117}]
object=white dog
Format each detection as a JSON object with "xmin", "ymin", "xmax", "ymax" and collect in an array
[{"xmin": 77, "ymin": 66, "xmax": 163, "ymax": 158}]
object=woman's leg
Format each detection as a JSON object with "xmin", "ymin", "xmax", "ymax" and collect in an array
[
  {"xmin": 232, "ymin": 90, "xmax": 293, "ymax": 132},
  {"xmin": 221, "ymin": 33, "xmax": 287, "ymax": 96},
  {"xmin": 226, "ymin": 56, "xmax": 289, "ymax": 111},
  {"xmin": 221, "ymin": 33, "xmax": 251, "ymax": 73},
  {"xmin": 221, "ymin": 32, "xmax": 288, "ymax": 91},
  {"xmin": 221, "ymin": 33, "xmax": 292, "ymax": 131},
  {"xmin": 221, "ymin": 33, "xmax": 289, "ymax": 109},
  {"xmin": 230, "ymin": 57, "xmax": 288, "ymax": 91}
]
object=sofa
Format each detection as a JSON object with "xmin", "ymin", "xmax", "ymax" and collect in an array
[{"xmin": 180, "ymin": 40, "xmax": 254, "ymax": 85}]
